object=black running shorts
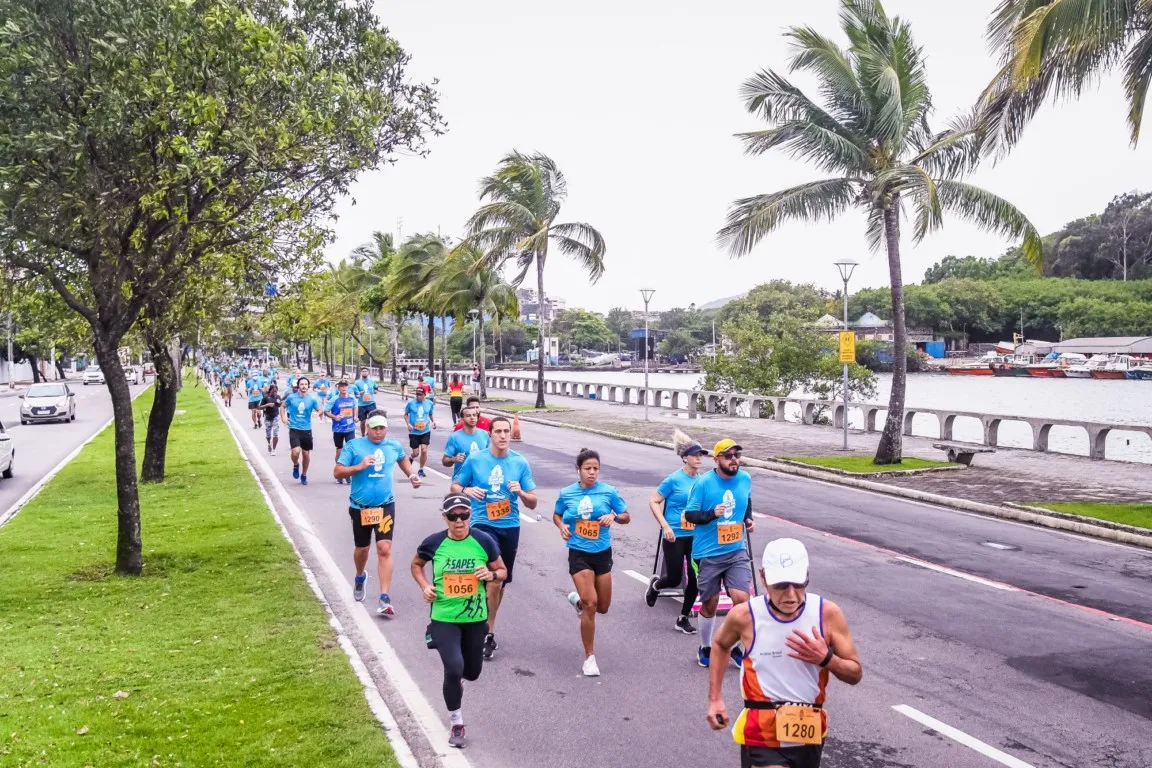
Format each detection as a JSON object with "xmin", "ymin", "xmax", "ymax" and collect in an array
[
  {"xmin": 288, "ymin": 428, "xmax": 314, "ymax": 451},
  {"xmin": 348, "ymin": 502, "xmax": 396, "ymax": 547},
  {"xmin": 333, "ymin": 430, "xmax": 355, "ymax": 450},
  {"xmin": 408, "ymin": 432, "xmax": 431, "ymax": 449},
  {"xmin": 472, "ymin": 524, "xmax": 518, "ymax": 585},
  {"xmin": 741, "ymin": 744, "xmax": 823, "ymax": 768},
  {"xmin": 568, "ymin": 547, "xmax": 613, "ymax": 576}
]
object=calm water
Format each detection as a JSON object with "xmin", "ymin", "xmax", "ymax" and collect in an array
[{"xmin": 503, "ymin": 369, "xmax": 1152, "ymax": 463}]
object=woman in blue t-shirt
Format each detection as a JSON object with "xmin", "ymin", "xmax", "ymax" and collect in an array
[
  {"xmin": 552, "ymin": 448, "xmax": 629, "ymax": 677},
  {"xmin": 645, "ymin": 430, "xmax": 706, "ymax": 635}
]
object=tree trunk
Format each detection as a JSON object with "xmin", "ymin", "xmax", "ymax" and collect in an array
[
  {"xmin": 535, "ymin": 254, "xmax": 546, "ymax": 408},
  {"xmin": 390, "ymin": 313, "xmax": 400, "ymax": 384},
  {"xmin": 93, "ymin": 338, "xmax": 143, "ymax": 575},
  {"xmin": 341, "ymin": 330, "xmax": 347, "ymax": 378},
  {"xmin": 426, "ymin": 314, "xmax": 435, "ymax": 381},
  {"xmin": 323, "ymin": 335, "xmax": 331, "ymax": 377},
  {"xmin": 874, "ymin": 203, "xmax": 906, "ymax": 465},
  {"xmin": 142, "ymin": 333, "xmax": 179, "ymax": 483},
  {"xmin": 496, "ymin": 316, "xmax": 503, "ymax": 364},
  {"xmin": 478, "ymin": 313, "xmax": 487, "ymax": 399},
  {"xmin": 307, "ymin": 340, "xmax": 314, "ymax": 372},
  {"xmin": 440, "ymin": 315, "xmax": 448, "ymax": 392},
  {"xmin": 55, "ymin": 357, "xmax": 66, "ymax": 379},
  {"xmin": 28, "ymin": 354, "xmax": 41, "ymax": 383}
]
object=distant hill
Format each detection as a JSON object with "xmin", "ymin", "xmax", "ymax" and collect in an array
[{"xmin": 697, "ymin": 292, "xmax": 748, "ymax": 311}]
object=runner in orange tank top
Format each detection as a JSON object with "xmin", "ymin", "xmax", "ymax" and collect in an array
[{"xmin": 706, "ymin": 539, "xmax": 862, "ymax": 768}]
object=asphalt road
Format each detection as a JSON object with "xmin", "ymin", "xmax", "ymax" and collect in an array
[
  {"xmin": 223, "ymin": 389, "xmax": 1152, "ymax": 768},
  {"xmin": 0, "ymin": 380, "xmax": 150, "ymax": 518}
]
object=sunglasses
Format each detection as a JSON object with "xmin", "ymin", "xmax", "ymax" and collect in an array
[
  {"xmin": 720, "ymin": 451, "xmax": 742, "ymax": 460},
  {"xmin": 770, "ymin": 581, "xmax": 808, "ymax": 591},
  {"xmin": 443, "ymin": 511, "xmax": 469, "ymax": 522}
]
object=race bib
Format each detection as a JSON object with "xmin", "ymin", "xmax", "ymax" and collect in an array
[
  {"xmin": 443, "ymin": 572, "xmax": 479, "ymax": 598},
  {"xmin": 485, "ymin": 499, "xmax": 511, "ymax": 520},
  {"xmin": 359, "ymin": 507, "xmax": 384, "ymax": 527},
  {"xmin": 775, "ymin": 705, "xmax": 822, "ymax": 745},
  {"xmin": 361, "ymin": 391, "xmax": 370, "ymax": 401},
  {"xmin": 717, "ymin": 523, "xmax": 743, "ymax": 545},
  {"xmin": 680, "ymin": 513, "xmax": 695, "ymax": 531},
  {"xmin": 575, "ymin": 519, "xmax": 600, "ymax": 540},
  {"xmin": 339, "ymin": 407, "xmax": 353, "ymax": 419},
  {"xmin": 414, "ymin": 420, "xmax": 426, "ymax": 431}
]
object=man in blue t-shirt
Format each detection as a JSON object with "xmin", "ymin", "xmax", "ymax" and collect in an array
[
  {"xmin": 325, "ymin": 380, "xmax": 359, "ymax": 482},
  {"xmin": 245, "ymin": 373, "xmax": 266, "ymax": 429},
  {"xmin": 351, "ymin": 367, "xmax": 378, "ymax": 436},
  {"xmin": 281, "ymin": 376, "xmax": 322, "ymax": 486},
  {"xmin": 220, "ymin": 369, "xmax": 235, "ymax": 407},
  {"xmin": 314, "ymin": 375, "xmax": 332, "ymax": 406},
  {"xmin": 334, "ymin": 410, "xmax": 421, "ymax": 617},
  {"xmin": 683, "ymin": 438, "xmax": 755, "ymax": 670},
  {"xmin": 441, "ymin": 404, "xmax": 491, "ymax": 481},
  {"xmin": 451, "ymin": 415, "xmax": 537, "ymax": 660},
  {"xmin": 403, "ymin": 389, "xmax": 438, "ymax": 478}
]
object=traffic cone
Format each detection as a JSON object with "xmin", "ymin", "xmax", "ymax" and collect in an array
[{"xmin": 511, "ymin": 413, "xmax": 522, "ymax": 441}]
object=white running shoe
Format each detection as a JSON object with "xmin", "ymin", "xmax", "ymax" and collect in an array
[
  {"xmin": 567, "ymin": 591, "xmax": 581, "ymax": 615},
  {"xmin": 582, "ymin": 655, "xmax": 600, "ymax": 677}
]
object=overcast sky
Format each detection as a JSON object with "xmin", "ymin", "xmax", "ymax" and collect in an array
[{"xmin": 327, "ymin": 0, "xmax": 1152, "ymax": 313}]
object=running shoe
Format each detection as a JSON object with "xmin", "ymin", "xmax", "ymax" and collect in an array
[
  {"xmin": 271, "ymin": 449, "xmax": 276, "ymax": 456},
  {"xmin": 292, "ymin": 464, "xmax": 300, "ymax": 480},
  {"xmin": 645, "ymin": 575, "xmax": 659, "ymax": 607},
  {"xmin": 266, "ymin": 440, "xmax": 272, "ymax": 453},
  {"xmin": 336, "ymin": 478, "xmax": 344, "ymax": 485},
  {"xmin": 675, "ymin": 615, "xmax": 697, "ymax": 635},
  {"xmin": 697, "ymin": 646, "xmax": 711, "ymax": 668},
  {"xmin": 353, "ymin": 576, "xmax": 366, "ymax": 602},
  {"xmin": 448, "ymin": 725, "xmax": 466, "ymax": 749},
  {"xmin": 377, "ymin": 593, "xmax": 394, "ymax": 617},
  {"xmin": 300, "ymin": 474, "xmax": 308, "ymax": 486},
  {"xmin": 567, "ymin": 591, "xmax": 581, "ymax": 615},
  {"xmin": 482, "ymin": 633, "xmax": 497, "ymax": 660},
  {"xmin": 731, "ymin": 644, "xmax": 745, "ymax": 668},
  {"xmin": 417, "ymin": 469, "xmax": 426, "ymax": 479},
  {"xmin": 582, "ymin": 655, "xmax": 601, "ymax": 677}
]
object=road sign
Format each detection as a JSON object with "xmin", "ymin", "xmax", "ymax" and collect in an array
[{"xmin": 839, "ymin": 331, "xmax": 856, "ymax": 363}]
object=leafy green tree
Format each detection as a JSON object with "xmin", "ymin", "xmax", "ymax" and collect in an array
[
  {"xmin": 719, "ymin": 281, "xmax": 830, "ymax": 326},
  {"xmin": 981, "ymin": 0, "xmax": 1152, "ymax": 148},
  {"xmin": 553, "ymin": 309, "xmax": 615, "ymax": 352},
  {"xmin": 0, "ymin": 0, "xmax": 439, "ymax": 573},
  {"xmin": 431, "ymin": 244, "xmax": 519, "ymax": 398},
  {"xmin": 657, "ymin": 330, "xmax": 701, "ymax": 360},
  {"xmin": 387, "ymin": 234, "xmax": 448, "ymax": 379},
  {"xmin": 466, "ymin": 152, "xmax": 606, "ymax": 408},
  {"xmin": 353, "ymin": 232, "xmax": 404, "ymax": 380},
  {"xmin": 606, "ymin": 307, "xmax": 634, "ymax": 345},
  {"xmin": 717, "ymin": 0, "xmax": 1040, "ymax": 464}
]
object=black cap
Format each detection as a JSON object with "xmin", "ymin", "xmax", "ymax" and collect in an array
[{"xmin": 441, "ymin": 493, "xmax": 471, "ymax": 513}]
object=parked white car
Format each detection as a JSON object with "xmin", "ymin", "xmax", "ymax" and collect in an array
[
  {"xmin": 0, "ymin": 422, "xmax": 13, "ymax": 479},
  {"xmin": 82, "ymin": 366, "xmax": 105, "ymax": 385},
  {"xmin": 20, "ymin": 382, "xmax": 77, "ymax": 424},
  {"xmin": 125, "ymin": 366, "xmax": 140, "ymax": 385}
]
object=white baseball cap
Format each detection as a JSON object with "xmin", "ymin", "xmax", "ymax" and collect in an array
[{"xmin": 761, "ymin": 538, "xmax": 809, "ymax": 584}]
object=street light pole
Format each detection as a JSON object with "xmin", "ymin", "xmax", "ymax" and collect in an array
[
  {"xmin": 833, "ymin": 259, "xmax": 858, "ymax": 451},
  {"xmin": 640, "ymin": 289, "xmax": 655, "ymax": 421}
]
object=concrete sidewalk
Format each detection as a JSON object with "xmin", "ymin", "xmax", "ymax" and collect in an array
[{"xmin": 479, "ymin": 384, "xmax": 1152, "ymax": 507}]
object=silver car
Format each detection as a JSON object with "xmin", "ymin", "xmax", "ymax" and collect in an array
[
  {"xmin": 82, "ymin": 366, "xmax": 104, "ymax": 385},
  {"xmin": 20, "ymin": 382, "xmax": 77, "ymax": 424}
]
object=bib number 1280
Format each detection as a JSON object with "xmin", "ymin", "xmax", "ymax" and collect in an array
[{"xmin": 774, "ymin": 705, "xmax": 822, "ymax": 745}]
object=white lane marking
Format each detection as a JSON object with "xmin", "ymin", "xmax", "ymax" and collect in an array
[
  {"xmin": 982, "ymin": 542, "xmax": 1015, "ymax": 550},
  {"xmin": 892, "ymin": 705, "xmax": 1035, "ymax": 768},
  {"xmin": 216, "ymin": 400, "xmax": 420, "ymax": 768},
  {"xmin": 217, "ymin": 395, "xmax": 473, "ymax": 768},
  {"xmin": 893, "ymin": 556, "xmax": 1017, "ymax": 591},
  {"xmin": 752, "ymin": 512, "xmax": 769, "ymax": 519},
  {"xmin": 623, "ymin": 569, "xmax": 651, "ymax": 586},
  {"xmin": 0, "ymin": 387, "xmax": 148, "ymax": 530}
]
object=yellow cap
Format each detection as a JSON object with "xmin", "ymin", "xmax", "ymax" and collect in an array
[{"xmin": 712, "ymin": 438, "xmax": 742, "ymax": 457}]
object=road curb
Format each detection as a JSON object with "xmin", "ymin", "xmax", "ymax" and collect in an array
[
  {"xmin": 771, "ymin": 457, "xmax": 966, "ymax": 477},
  {"xmin": 502, "ymin": 410, "xmax": 1152, "ymax": 551}
]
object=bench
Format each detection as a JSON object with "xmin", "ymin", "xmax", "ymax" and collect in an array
[{"xmin": 933, "ymin": 442, "xmax": 995, "ymax": 466}]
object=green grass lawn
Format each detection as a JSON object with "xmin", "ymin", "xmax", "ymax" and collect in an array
[
  {"xmin": 1034, "ymin": 502, "xmax": 1152, "ymax": 530},
  {"xmin": 781, "ymin": 455, "xmax": 959, "ymax": 473},
  {"xmin": 497, "ymin": 404, "xmax": 572, "ymax": 413},
  {"xmin": 0, "ymin": 385, "xmax": 399, "ymax": 767}
]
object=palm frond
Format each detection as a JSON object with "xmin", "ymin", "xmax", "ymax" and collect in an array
[
  {"xmin": 936, "ymin": 180, "xmax": 1044, "ymax": 269},
  {"xmin": 717, "ymin": 178, "xmax": 859, "ymax": 257},
  {"xmin": 549, "ymin": 221, "xmax": 608, "ymax": 283},
  {"xmin": 737, "ymin": 120, "xmax": 870, "ymax": 174},
  {"xmin": 1123, "ymin": 22, "xmax": 1152, "ymax": 143}
]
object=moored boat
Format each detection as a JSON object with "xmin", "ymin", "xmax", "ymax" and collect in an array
[
  {"xmin": 947, "ymin": 363, "xmax": 993, "ymax": 375},
  {"xmin": 1127, "ymin": 364, "xmax": 1152, "ymax": 381},
  {"xmin": 1090, "ymin": 354, "xmax": 1133, "ymax": 379}
]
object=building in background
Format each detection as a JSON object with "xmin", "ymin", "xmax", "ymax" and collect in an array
[{"xmin": 517, "ymin": 289, "xmax": 567, "ymax": 324}]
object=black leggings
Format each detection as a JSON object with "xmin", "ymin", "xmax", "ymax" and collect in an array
[
  {"xmin": 429, "ymin": 619, "xmax": 488, "ymax": 711},
  {"xmin": 450, "ymin": 396, "xmax": 463, "ymax": 423},
  {"xmin": 654, "ymin": 536, "xmax": 698, "ymax": 616}
]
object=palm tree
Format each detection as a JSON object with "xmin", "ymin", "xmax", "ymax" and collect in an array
[
  {"xmin": 466, "ymin": 151, "xmax": 606, "ymax": 408},
  {"xmin": 717, "ymin": 0, "xmax": 1042, "ymax": 464},
  {"xmin": 387, "ymin": 233, "xmax": 448, "ymax": 378},
  {"xmin": 981, "ymin": 0, "xmax": 1152, "ymax": 150},
  {"xmin": 352, "ymin": 231, "xmax": 402, "ymax": 382},
  {"xmin": 433, "ymin": 244, "xmax": 520, "ymax": 399}
]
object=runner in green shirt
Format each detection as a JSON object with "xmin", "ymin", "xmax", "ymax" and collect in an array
[{"xmin": 412, "ymin": 493, "xmax": 506, "ymax": 750}]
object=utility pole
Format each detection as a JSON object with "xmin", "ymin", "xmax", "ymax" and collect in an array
[
  {"xmin": 834, "ymin": 260, "xmax": 858, "ymax": 451},
  {"xmin": 640, "ymin": 289, "xmax": 655, "ymax": 421},
  {"xmin": 6, "ymin": 312, "xmax": 13, "ymax": 391}
]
